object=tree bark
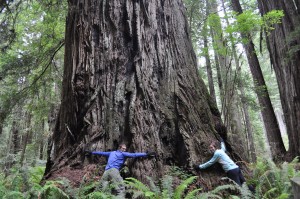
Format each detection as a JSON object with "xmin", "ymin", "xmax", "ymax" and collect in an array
[
  {"xmin": 44, "ymin": 0, "xmax": 237, "ymax": 185},
  {"xmin": 12, "ymin": 121, "xmax": 20, "ymax": 154},
  {"xmin": 221, "ymin": 0, "xmax": 256, "ymax": 162},
  {"xmin": 20, "ymin": 112, "xmax": 32, "ymax": 166},
  {"xmin": 257, "ymin": 0, "xmax": 300, "ymax": 159},
  {"xmin": 203, "ymin": 0, "xmax": 217, "ymax": 105},
  {"xmin": 209, "ymin": 0, "xmax": 248, "ymax": 160},
  {"xmin": 231, "ymin": 0, "xmax": 286, "ymax": 161}
]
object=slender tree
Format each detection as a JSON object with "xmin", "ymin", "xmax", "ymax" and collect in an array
[
  {"xmin": 203, "ymin": 0, "xmax": 217, "ymax": 104},
  {"xmin": 231, "ymin": 0, "xmax": 286, "ymax": 160},
  {"xmin": 221, "ymin": 0, "xmax": 256, "ymax": 162},
  {"xmin": 257, "ymin": 0, "xmax": 300, "ymax": 159},
  {"xmin": 208, "ymin": 0, "xmax": 248, "ymax": 160}
]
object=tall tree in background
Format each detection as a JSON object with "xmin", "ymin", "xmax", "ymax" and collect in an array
[
  {"xmin": 231, "ymin": 0, "xmax": 286, "ymax": 160},
  {"xmin": 221, "ymin": 0, "xmax": 256, "ymax": 162},
  {"xmin": 203, "ymin": 0, "xmax": 217, "ymax": 105},
  {"xmin": 257, "ymin": 0, "xmax": 300, "ymax": 159},
  {"xmin": 44, "ymin": 0, "xmax": 235, "ymax": 184},
  {"xmin": 208, "ymin": 0, "xmax": 248, "ymax": 160}
]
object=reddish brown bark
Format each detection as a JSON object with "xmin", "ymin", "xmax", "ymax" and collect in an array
[{"xmin": 44, "ymin": 0, "xmax": 241, "ymax": 186}]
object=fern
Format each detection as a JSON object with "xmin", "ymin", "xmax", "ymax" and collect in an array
[
  {"xmin": 3, "ymin": 191, "xmax": 24, "ymax": 199},
  {"xmin": 251, "ymin": 157, "xmax": 300, "ymax": 199},
  {"xmin": 39, "ymin": 180, "xmax": 69, "ymax": 199},
  {"xmin": 84, "ymin": 191, "xmax": 113, "ymax": 199},
  {"xmin": 197, "ymin": 192, "xmax": 223, "ymax": 199},
  {"xmin": 0, "ymin": 182, "xmax": 8, "ymax": 198},
  {"xmin": 125, "ymin": 177, "xmax": 156, "ymax": 198},
  {"xmin": 184, "ymin": 187, "xmax": 202, "ymax": 199},
  {"xmin": 125, "ymin": 175, "xmax": 201, "ymax": 199},
  {"xmin": 173, "ymin": 176, "xmax": 197, "ymax": 199},
  {"xmin": 160, "ymin": 175, "xmax": 173, "ymax": 198},
  {"xmin": 28, "ymin": 166, "xmax": 45, "ymax": 184}
]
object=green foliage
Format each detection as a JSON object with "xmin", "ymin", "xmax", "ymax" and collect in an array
[
  {"xmin": 83, "ymin": 191, "xmax": 112, "ymax": 199},
  {"xmin": 250, "ymin": 157, "xmax": 300, "ymax": 199},
  {"xmin": 125, "ymin": 175, "xmax": 200, "ymax": 199},
  {"xmin": 226, "ymin": 9, "xmax": 284, "ymax": 44},
  {"xmin": 173, "ymin": 176, "xmax": 199, "ymax": 199},
  {"xmin": 261, "ymin": 10, "xmax": 284, "ymax": 34},
  {"xmin": 0, "ymin": 159, "xmax": 298, "ymax": 199},
  {"xmin": 39, "ymin": 180, "xmax": 69, "ymax": 199},
  {"xmin": 226, "ymin": 11, "xmax": 261, "ymax": 35},
  {"xmin": 3, "ymin": 191, "xmax": 25, "ymax": 199},
  {"xmin": 197, "ymin": 181, "xmax": 254, "ymax": 199},
  {"xmin": 167, "ymin": 165, "xmax": 193, "ymax": 180}
]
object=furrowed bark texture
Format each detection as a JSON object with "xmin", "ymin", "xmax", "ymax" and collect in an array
[
  {"xmin": 45, "ymin": 0, "xmax": 233, "ymax": 183},
  {"xmin": 231, "ymin": 0, "xmax": 286, "ymax": 161},
  {"xmin": 257, "ymin": 0, "xmax": 300, "ymax": 159}
]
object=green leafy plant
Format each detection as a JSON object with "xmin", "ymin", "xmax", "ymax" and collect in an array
[
  {"xmin": 39, "ymin": 180, "xmax": 69, "ymax": 199},
  {"xmin": 251, "ymin": 157, "xmax": 300, "ymax": 199},
  {"xmin": 125, "ymin": 175, "xmax": 200, "ymax": 199}
]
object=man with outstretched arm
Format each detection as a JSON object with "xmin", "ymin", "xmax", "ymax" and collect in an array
[{"xmin": 86, "ymin": 143, "xmax": 156, "ymax": 198}]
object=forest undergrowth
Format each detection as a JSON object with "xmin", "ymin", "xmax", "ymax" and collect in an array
[{"xmin": 0, "ymin": 157, "xmax": 299, "ymax": 199}]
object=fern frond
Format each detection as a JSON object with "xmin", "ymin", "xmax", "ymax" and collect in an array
[
  {"xmin": 211, "ymin": 183, "xmax": 239, "ymax": 194},
  {"xmin": 263, "ymin": 187, "xmax": 277, "ymax": 198},
  {"xmin": 146, "ymin": 176, "xmax": 160, "ymax": 194},
  {"xmin": 184, "ymin": 188, "xmax": 202, "ymax": 199},
  {"xmin": 160, "ymin": 175, "xmax": 173, "ymax": 198},
  {"xmin": 125, "ymin": 177, "xmax": 152, "ymax": 193},
  {"xmin": 29, "ymin": 166, "xmax": 45, "ymax": 184},
  {"xmin": 124, "ymin": 177, "xmax": 157, "ymax": 198},
  {"xmin": 3, "ymin": 191, "xmax": 24, "ymax": 199},
  {"xmin": 173, "ymin": 176, "xmax": 197, "ymax": 199},
  {"xmin": 40, "ymin": 183, "xmax": 69, "ymax": 199},
  {"xmin": 84, "ymin": 191, "xmax": 112, "ymax": 199},
  {"xmin": 197, "ymin": 192, "xmax": 223, "ymax": 199},
  {"xmin": 240, "ymin": 183, "xmax": 254, "ymax": 199}
]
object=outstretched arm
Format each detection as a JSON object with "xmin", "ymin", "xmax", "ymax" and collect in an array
[
  {"xmin": 198, "ymin": 151, "xmax": 221, "ymax": 169},
  {"xmin": 122, "ymin": 152, "xmax": 148, "ymax": 158},
  {"xmin": 91, "ymin": 151, "xmax": 111, "ymax": 157}
]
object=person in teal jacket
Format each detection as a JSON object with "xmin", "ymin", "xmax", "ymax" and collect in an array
[
  {"xmin": 86, "ymin": 143, "xmax": 155, "ymax": 198},
  {"xmin": 194, "ymin": 139, "xmax": 246, "ymax": 186}
]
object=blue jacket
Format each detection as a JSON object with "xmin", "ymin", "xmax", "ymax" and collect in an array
[
  {"xmin": 199, "ymin": 142, "xmax": 238, "ymax": 172},
  {"xmin": 92, "ymin": 150, "xmax": 148, "ymax": 170}
]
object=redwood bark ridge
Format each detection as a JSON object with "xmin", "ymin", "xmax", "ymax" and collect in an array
[{"xmin": 46, "ymin": 0, "xmax": 230, "ymax": 183}]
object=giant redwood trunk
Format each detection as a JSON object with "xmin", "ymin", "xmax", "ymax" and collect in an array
[
  {"xmin": 257, "ymin": 0, "xmax": 300, "ymax": 159},
  {"xmin": 44, "ymin": 0, "xmax": 238, "ymax": 184}
]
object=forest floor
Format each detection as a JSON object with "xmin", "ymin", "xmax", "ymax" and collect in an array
[{"xmin": 47, "ymin": 164, "xmax": 102, "ymax": 187}]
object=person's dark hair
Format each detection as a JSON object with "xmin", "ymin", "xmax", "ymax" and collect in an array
[{"xmin": 210, "ymin": 140, "xmax": 221, "ymax": 149}]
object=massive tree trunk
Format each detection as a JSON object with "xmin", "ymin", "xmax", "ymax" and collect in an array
[
  {"xmin": 44, "ymin": 0, "xmax": 238, "ymax": 185},
  {"xmin": 257, "ymin": 0, "xmax": 300, "ymax": 159},
  {"xmin": 231, "ymin": 0, "xmax": 286, "ymax": 161}
]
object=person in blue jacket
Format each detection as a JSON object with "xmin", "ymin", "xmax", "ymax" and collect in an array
[
  {"xmin": 194, "ymin": 139, "xmax": 246, "ymax": 186},
  {"xmin": 86, "ymin": 143, "xmax": 155, "ymax": 198}
]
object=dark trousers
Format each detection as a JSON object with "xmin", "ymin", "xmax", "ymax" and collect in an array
[
  {"xmin": 227, "ymin": 167, "xmax": 255, "ymax": 192},
  {"xmin": 226, "ymin": 167, "xmax": 245, "ymax": 186}
]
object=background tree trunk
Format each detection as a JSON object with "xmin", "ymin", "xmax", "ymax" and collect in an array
[
  {"xmin": 45, "ymin": 0, "xmax": 239, "ymax": 185},
  {"xmin": 231, "ymin": 0, "xmax": 286, "ymax": 161},
  {"xmin": 12, "ymin": 121, "xmax": 20, "ymax": 155},
  {"xmin": 209, "ymin": 0, "xmax": 248, "ymax": 161},
  {"xmin": 257, "ymin": 0, "xmax": 300, "ymax": 159}
]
